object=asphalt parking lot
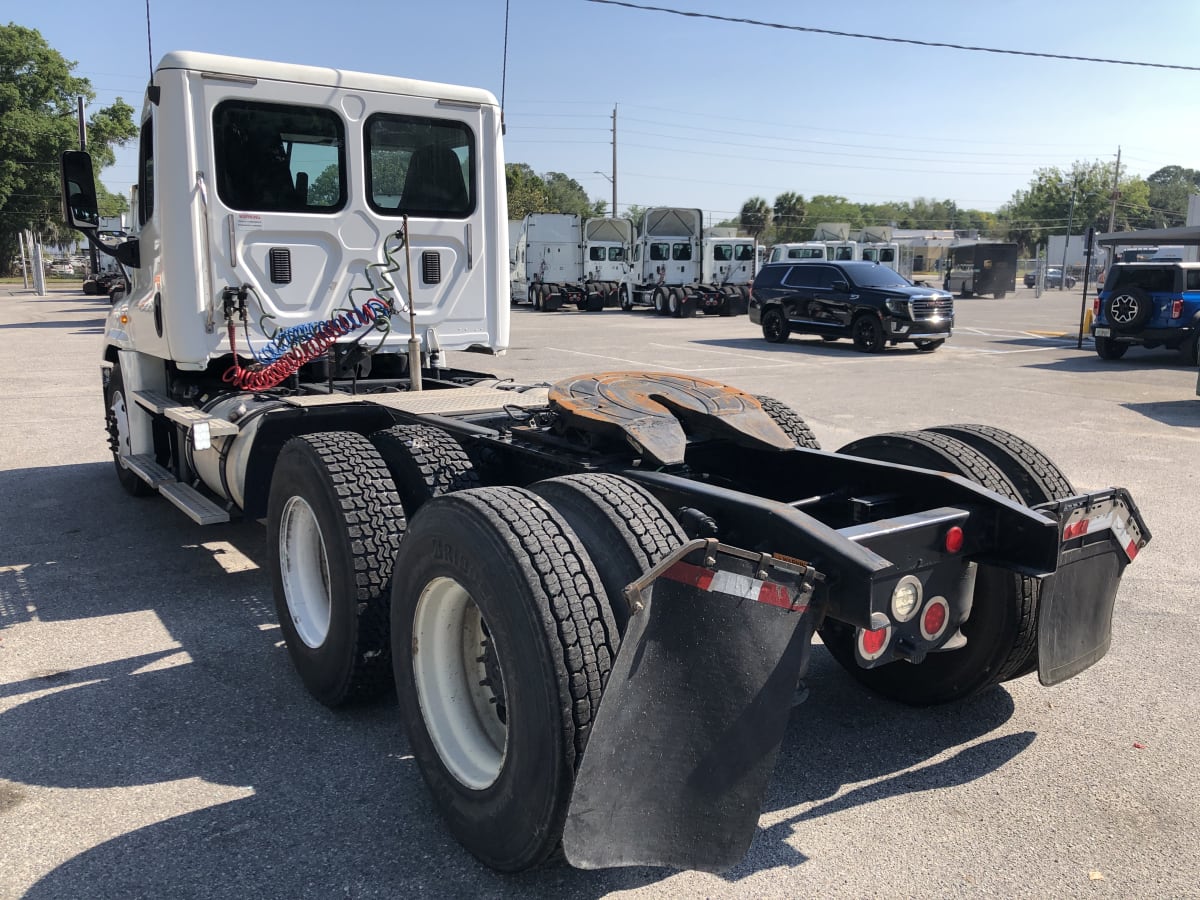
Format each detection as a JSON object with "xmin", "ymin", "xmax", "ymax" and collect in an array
[{"xmin": 2, "ymin": 284, "xmax": 1198, "ymax": 899}]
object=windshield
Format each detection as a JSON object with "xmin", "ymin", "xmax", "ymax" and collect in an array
[{"xmin": 847, "ymin": 264, "xmax": 912, "ymax": 288}]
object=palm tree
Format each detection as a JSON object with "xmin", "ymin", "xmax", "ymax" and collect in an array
[
  {"xmin": 739, "ymin": 196, "xmax": 771, "ymax": 239},
  {"xmin": 773, "ymin": 192, "xmax": 806, "ymax": 243}
]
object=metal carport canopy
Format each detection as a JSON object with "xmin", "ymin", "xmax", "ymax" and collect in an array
[{"xmin": 1095, "ymin": 225, "xmax": 1200, "ymax": 246}]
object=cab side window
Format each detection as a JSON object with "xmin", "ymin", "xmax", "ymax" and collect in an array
[{"xmin": 138, "ymin": 118, "xmax": 154, "ymax": 226}]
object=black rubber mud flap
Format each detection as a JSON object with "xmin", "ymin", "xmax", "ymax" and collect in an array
[
  {"xmin": 1035, "ymin": 489, "xmax": 1150, "ymax": 686},
  {"xmin": 563, "ymin": 540, "xmax": 821, "ymax": 872}
]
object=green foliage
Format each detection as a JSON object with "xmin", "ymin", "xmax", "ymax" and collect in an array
[
  {"xmin": 771, "ymin": 191, "xmax": 805, "ymax": 243},
  {"xmin": 739, "ymin": 196, "xmax": 770, "ymax": 238},
  {"xmin": 623, "ymin": 204, "xmax": 646, "ymax": 230},
  {"xmin": 1145, "ymin": 165, "xmax": 1200, "ymax": 228},
  {"xmin": 1000, "ymin": 160, "xmax": 1153, "ymax": 252},
  {"xmin": 505, "ymin": 164, "xmax": 605, "ymax": 220},
  {"xmin": 0, "ymin": 24, "xmax": 136, "ymax": 274}
]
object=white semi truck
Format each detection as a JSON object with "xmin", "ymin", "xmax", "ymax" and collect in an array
[
  {"xmin": 510, "ymin": 213, "xmax": 633, "ymax": 310},
  {"xmin": 618, "ymin": 207, "xmax": 749, "ymax": 316},
  {"xmin": 62, "ymin": 50, "xmax": 1149, "ymax": 877}
]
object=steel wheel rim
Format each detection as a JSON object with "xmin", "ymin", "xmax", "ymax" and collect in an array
[
  {"xmin": 279, "ymin": 496, "xmax": 333, "ymax": 649},
  {"xmin": 109, "ymin": 389, "xmax": 134, "ymax": 468},
  {"xmin": 413, "ymin": 576, "xmax": 508, "ymax": 790}
]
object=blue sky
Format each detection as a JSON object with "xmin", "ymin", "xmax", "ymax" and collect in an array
[{"xmin": 21, "ymin": 1, "xmax": 1200, "ymax": 226}]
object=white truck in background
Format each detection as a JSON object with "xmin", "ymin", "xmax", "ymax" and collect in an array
[
  {"xmin": 618, "ymin": 207, "xmax": 747, "ymax": 317},
  {"xmin": 510, "ymin": 213, "xmax": 633, "ymax": 311},
  {"xmin": 701, "ymin": 234, "xmax": 758, "ymax": 307},
  {"xmin": 59, "ymin": 48, "xmax": 1150, "ymax": 880},
  {"xmin": 768, "ymin": 240, "xmax": 902, "ymax": 273}
]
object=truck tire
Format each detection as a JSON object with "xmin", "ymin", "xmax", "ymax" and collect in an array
[
  {"xmin": 585, "ymin": 290, "xmax": 605, "ymax": 312},
  {"xmin": 653, "ymin": 287, "xmax": 668, "ymax": 316},
  {"xmin": 680, "ymin": 292, "xmax": 697, "ymax": 318},
  {"xmin": 824, "ymin": 430, "xmax": 1036, "ymax": 705},
  {"xmin": 667, "ymin": 287, "xmax": 682, "ymax": 318},
  {"xmin": 851, "ymin": 313, "xmax": 885, "ymax": 353},
  {"xmin": 993, "ymin": 291, "xmax": 1007, "ymax": 300},
  {"xmin": 1104, "ymin": 287, "xmax": 1152, "ymax": 333},
  {"xmin": 370, "ymin": 424, "xmax": 479, "ymax": 514},
  {"xmin": 529, "ymin": 285, "xmax": 541, "ymax": 310},
  {"xmin": 921, "ymin": 424, "xmax": 1076, "ymax": 681},
  {"xmin": 754, "ymin": 395, "xmax": 820, "ymax": 449},
  {"xmin": 1178, "ymin": 332, "xmax": 1199, "ymax": 366},
  {"xmin": 1095, "ymin": 336, "xmax": 1128, "ymax": 360},
  {"xmin": 619, "ymin": 285, "xmax": 633, "ymax": 311},
  {"xmin": 391, "ymin": 487, "xmax": 618, "ymax": 872},
  {"xmin": 267, "ymin": 432, "xmax": 406, "ymax": 707},
  {"xmin": 761, "ymin": 306, "xmax": 789, "ymax": 343},
  {"xmin": 103, "ymin": 364, "xmax": 155, "ymax": 497},
  {"xmin": 923, "ymin": 424, "xmax": 1074, "ymax": 508},
  {"xmin": 533, "ymin": 473, "xmax": 687, "ymax": 630}
]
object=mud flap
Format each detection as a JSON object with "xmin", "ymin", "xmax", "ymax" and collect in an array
[
  {"xmin": 1036, "ymin": 489, "xmax": 1150, "ymax": 685},
  {"xmin": 563, "ymin": 539, "xmax": 821, "ymax": 871}
]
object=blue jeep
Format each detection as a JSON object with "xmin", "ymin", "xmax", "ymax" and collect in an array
[{"xmin": 1092, "ymin": 262, "xmax": 1200, "ymax": 364}]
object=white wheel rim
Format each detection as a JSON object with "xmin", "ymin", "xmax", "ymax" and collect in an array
[
  {"xmin": 412, "ymin": 576, "xmax": 508, "ymax": 790},
  {"xmin": 110, "ymin": 389, "xmax": 133, "ymax": 469},
  {"xmin": 278, "ymin": 496, "xmax": 333, "ymax": 649}
]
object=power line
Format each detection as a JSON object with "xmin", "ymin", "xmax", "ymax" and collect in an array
[{"xmin": 584, "ymin": 0, "xmax": 1200, "ymax": 71}]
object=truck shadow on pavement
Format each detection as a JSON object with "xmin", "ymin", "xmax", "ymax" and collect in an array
[
  {"xmin": 691, "ymin": 337, "xmax": 937, "ymax": 358},
  {"xmin": 1, "ymin": 463, "xmax": 1029, "ymax": 897}
]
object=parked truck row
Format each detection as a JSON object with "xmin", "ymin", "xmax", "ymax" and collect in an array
[
  {"xmin": 511, "ymin": 209, "xmax": 756, "ymax": 317},
  {"xmin": 62, "ymin": 51, "xmax": 1149, "ymax": 877}
]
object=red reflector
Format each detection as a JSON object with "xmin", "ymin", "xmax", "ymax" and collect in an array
[
  {"xmin": 1092, "ymin": 297, "xmax": 1100, "ymax": 316},
  {"xmin": 944, "ymin": 526, "xmax": 964, "ymax": 553},
  {"xmin": 1172, "ymin": 299, "xmax": 1183, "ymax": 319},
  {"xmin": 923, "ymin": 601, "xmax": 947, "ymax": 639},
  {"xmin": 861, "ymin": 627, "xmax": 887, "ymax": 656}
]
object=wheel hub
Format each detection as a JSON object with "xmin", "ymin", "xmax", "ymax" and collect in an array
[
  {"xmin": 1110, "ymin": 294, "xmax": 1139, "ymax": 324},
  {"xmin": 412, "ymin": 576, "xmax": 508, "ymax": 790},
  {"xmin": 278, "ymin": 496, "xmax": 333, "ymax": 649}
]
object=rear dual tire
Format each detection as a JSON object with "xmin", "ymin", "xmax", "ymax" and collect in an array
[
  {"xmin": 825, "ymin": 427, "xmax": 1072, "ymax": 705},
  {"xmin": 394, "ymin": 476, "xmax": 683, "ymax": 871}
]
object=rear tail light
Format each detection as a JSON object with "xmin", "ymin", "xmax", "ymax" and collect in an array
[
  {"xmin": 920, "ymin": 597, "xmax": 950, "ymax": 642},
  {"xmin": 857, "ymin": 625, "xmax": 891, "ymax": 661},
  {"xmin": 1093, "ymin": 297, "xmax": 1100, "ymax": 316},
  {"xmin": 1172, "ymin": 299, "xmax": 1183, "ymax": 319}
]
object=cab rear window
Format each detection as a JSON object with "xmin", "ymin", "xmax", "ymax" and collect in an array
[{"xmin": 1111, "ymin": 267, "xmax": 1177, "ymax": 293}]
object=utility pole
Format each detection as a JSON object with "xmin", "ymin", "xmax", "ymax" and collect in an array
[
  {"xmin": 78, "ymin": 96, "xmax": 100, "ymax": 277},
  {"xmin": 1107, "ymin": 146, "xmax": 1121, "ymax": 234},
  {"xmin": 1061, "ymin": 185, "xmax": 1077, "ymax": 290},
  {"xmin": 611, "ymin": 105, "xmax": 618, "ymax": 217}
]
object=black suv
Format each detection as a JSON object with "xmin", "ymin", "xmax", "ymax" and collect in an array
[{"xmin": 749, "ymin": 261, "xmax": 955, "ymax": 352}]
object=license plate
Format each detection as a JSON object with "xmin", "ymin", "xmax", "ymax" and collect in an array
[{"xmin": 1094, "ymin": 327, "xmax": 1112, "ymax": 337}]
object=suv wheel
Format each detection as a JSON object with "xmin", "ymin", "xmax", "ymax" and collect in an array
[
  {"xmin": 1104, "ymin": 287, "xmax": 1152, "ymax": 332},
  {"xmin": 852, "ymin": 314, "xmax": 885, "ymax": 353},
  {"xmin": 1095, "ymin": 336, "xmax": 1128, "ymax": 360},
  {"xmin": 761, "ymin": 307, "xmax": 789, "ymax": 343},
  {"xmin": 1179, "ymin": 332, "xmax": 1199, "ymax": 366}
]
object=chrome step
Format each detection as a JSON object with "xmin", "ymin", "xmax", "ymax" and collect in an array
[{"xmin": 124, "ymin": 454, "xmax": 174, "ymax": 487}]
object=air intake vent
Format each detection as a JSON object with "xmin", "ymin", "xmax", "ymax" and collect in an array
[
  {"xmin": 422, "ymin": 250, "xmax": 441, "ymax": 285},
  {"xmin": 268, "ymin": 248, "xmax": 292, "ymax": 284}
]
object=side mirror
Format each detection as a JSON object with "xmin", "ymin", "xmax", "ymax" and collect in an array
[{"xmin": 61, "ymin": 151, "xmax": 100, "ymax": 231}]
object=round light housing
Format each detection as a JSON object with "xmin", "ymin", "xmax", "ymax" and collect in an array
[
  {"xmin": 857, "ymin": 625, "xmax": 891, "ymax": 661},
  {"xmin": 890, "ymin": 575, "xmax": 923, "ymax": 622},
  {"xmin": 920, "ymin": 596, "xmax": 950, "ymax": 642}
]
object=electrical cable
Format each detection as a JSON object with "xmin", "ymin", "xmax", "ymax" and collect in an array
[{"xmin": 584, "ymin": 0, "xmax": 1200, "ymax": 72}]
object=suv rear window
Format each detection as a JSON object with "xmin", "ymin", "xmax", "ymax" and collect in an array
[{"xmin": 1110, "ymin": 267, "xmax": 1177, "ymax": 293}]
